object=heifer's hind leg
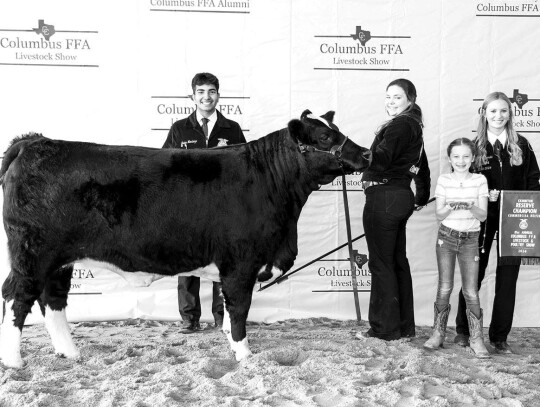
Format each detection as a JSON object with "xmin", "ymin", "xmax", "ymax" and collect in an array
[
  {"xmin": 39, "ymin": 265, "xmax": 79, "ymax": 359},
  {"xmin": 1, "ymin": 272, "xmax": 43, "ymax": 368},
  {"xmin": 221, "ymin": 270, "xmax": 255, "ymax": 361}
]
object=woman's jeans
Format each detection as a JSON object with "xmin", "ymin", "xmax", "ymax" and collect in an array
[
  {"xmin": 435, "ymin": 224, "xmax": 481, "ymax": 314},
  {"xmin": 363, "ymin": 184, "xmax": 415, "ymax": 340}
]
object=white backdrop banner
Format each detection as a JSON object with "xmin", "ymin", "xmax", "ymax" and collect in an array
[{"xmin": 0, "ymin": 0, "xmax": 539, "ymax": 326}]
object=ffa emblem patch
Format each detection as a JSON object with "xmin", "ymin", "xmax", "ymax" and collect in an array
[
  {"xmin": 217, "ymin": 138, "xmax": 229, "ymax": 147},
  {"xmin": 519, "ymin": 219, "xmax": 529, "ymax": 230}
]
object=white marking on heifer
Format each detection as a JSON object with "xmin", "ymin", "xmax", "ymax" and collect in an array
[
  {"xmin": 76, "ymin": 259, "xmax": 163, "ymax": 287},
  {"xmin": 76, "ymin": 259, "xmax": 221, "ymax": 286},
  {"xmin": 306, "ymin": 113, "xmax": 332, "ymax": 129},
  {"xmin": 0, "ymin": 300, "xmax": 24, "ymax": 368},
  {"xmin": 223, "ymin": 303, "xmax": 252, "ymax": 361},
  {"xmin": 44, "ymin": 306, "xmax": 80, "ymax": 359},
  {"xmin": 257, "ymin": 265, "xmax": 284, "ymax": 284},
  {"xmin": 179, "ymin": 263, "xmax": 221, "ymax": 282}
]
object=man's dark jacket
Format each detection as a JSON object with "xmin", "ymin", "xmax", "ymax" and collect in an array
[{"xmin": 163, "ymin": 110, "xmax": 246, "ymax": 149}]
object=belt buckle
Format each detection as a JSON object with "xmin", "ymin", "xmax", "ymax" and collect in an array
[{"xmin": 362, "ymin": 181, "xmax": 380, "ymax": 190}]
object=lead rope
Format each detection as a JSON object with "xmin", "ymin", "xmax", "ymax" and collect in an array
[{"xmin": 337, "ymin": 152, "xmax": 362, "ymax": 323}]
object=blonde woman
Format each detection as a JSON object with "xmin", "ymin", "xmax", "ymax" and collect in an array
[{"xmin": 454, "ymin": 92, "xmax": 540, "ymax": 354}]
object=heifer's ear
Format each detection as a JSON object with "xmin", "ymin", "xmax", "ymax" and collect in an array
[
  {"xmin": 320, "ymin": 111, "xmax": 335, "ymax": 123},
  {"xmin": 300, "ymin": 109, "xmax": 312, "ymax": 120},
  {"xmin": 288, "ymin": 119, "xmax": 309, "ymax": 144}
]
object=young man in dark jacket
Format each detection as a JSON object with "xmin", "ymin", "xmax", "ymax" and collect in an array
[{"xmin": 162, "ymin": 72, "xmax": 246, "ymax": 332}]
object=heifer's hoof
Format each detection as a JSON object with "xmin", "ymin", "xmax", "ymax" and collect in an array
[
  {"xmin": 55, "ymin": 349, "xmax": 80, "ymax": 360},
  {"xmin": 232, "ymin": 337, "xmax": 252, "ymax": 361},
  {"xmin": 51, "ymin": 341, "xmax": 80, "ymax": 359},
  {"xmin": 0, "ymin": 354, "xmax": 24, "ymax": 369},
  {"xmin": 235, "ymin": 348, "xmax": 252, "ymax": 362}
]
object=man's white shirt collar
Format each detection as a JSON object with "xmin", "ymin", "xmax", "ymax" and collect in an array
[{"xmin": 196, "ymin": 110, "xmax": 217, "ymax": 126}]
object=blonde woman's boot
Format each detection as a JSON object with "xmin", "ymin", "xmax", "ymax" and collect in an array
[
  {"xmin": 423, "ymin": 303, "xmax": 451, "ymax": 350},
  {"xmin": 466, "ymin": 309, "xmax": 490, "ymax": 359}
]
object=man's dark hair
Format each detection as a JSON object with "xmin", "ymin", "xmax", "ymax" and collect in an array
[{"xmin": 191, "ymin": 72, "xmax": 220, "ymax": 93}]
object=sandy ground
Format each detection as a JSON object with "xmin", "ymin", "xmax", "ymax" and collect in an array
[{"xmin": 0, "ymin": 318, "xmax": 539, "ymax": 407}]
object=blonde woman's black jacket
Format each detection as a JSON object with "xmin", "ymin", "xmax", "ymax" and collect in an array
[
  {"xmin": 361, "ymin": 115, "xmax": 431, "ymax": 206},
  {"xmin": 475, "ymin": 134, "xmax": 540, "ymax": 217}
]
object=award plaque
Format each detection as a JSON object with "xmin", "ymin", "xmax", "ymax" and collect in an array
[{"xmin": 499, "ymin": 190, "xmax": 540, "ymax": 261}]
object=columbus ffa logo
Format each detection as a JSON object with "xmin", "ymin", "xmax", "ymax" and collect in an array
[
  {"xmin": 217, "ymin": 138, "xmax": 229, "ymax": 147},
  {"xmin": 0, "ymin": 19, "xmax": 98, "ymax": 67},
  {"xmin": 351, "ymin": 26, "xmax": 371, "ymax": 46},
  {"xmin": 352, "ymin": 250, "xmax": 368, "ymax": 268},
  {"xmin": 315, "ymin": 24, "xmax": 410, "ymax": 71},
  {"xmin": 510, "ymin": 89, "xmax": 529, "ymax": 109},
  {"xmin": 519, "ymin": 219, "xmax": 529, "ymax": 230},
  {"xmin": 33, "ymin": 20, "xmax": 56, "ymax": 41}
]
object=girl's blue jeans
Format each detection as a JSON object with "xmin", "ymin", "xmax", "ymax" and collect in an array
[{"xmin": 435, "ymin": 224, "xmax": 481, "ymax": 313}]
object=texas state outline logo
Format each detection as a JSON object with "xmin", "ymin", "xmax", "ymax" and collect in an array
[
  {"xmin": 350, "ymin": 26, "xmax": 371, "ymax": 46},
  {"xmin": 510, "ymin": 89, "xmax": 529, "ymax": 109},
  {"xmin": 33, "ymin": 20, "xmax": 56, "ymax": 41}
]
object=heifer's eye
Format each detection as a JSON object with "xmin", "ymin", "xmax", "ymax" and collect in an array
[{"xmin": 320, "ymin": 133, "xmax": 330, "ymax": 141}]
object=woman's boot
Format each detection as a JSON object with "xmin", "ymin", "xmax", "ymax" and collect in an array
[
  {"xmin": 423, "ymin": 303, "xmax": 451, "ymax": 350},
  {"xmin": 466, "ymin": 309, "xmax": 490, "ymax": 359}
]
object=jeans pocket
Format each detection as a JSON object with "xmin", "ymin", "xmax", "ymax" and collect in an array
[{"xmin": 385, "ymin": 190, "xmax": 413, "ymax": 217}]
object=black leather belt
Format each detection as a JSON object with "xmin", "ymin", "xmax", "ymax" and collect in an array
[{"xmin": 362, "ymin": 181, "xmax": 386, "ymax": 191}]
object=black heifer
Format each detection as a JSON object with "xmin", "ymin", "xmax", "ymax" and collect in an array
[{"xmin": 0, "ymin": 110, "xmax": 370, "ymax": 368}]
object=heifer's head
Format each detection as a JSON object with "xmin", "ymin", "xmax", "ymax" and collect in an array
[{"xmin": 288, "ymin": 110, "xmax": 371, "ymax": 184}]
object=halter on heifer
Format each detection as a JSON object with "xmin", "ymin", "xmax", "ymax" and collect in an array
[
  {"xmin": 297, "ymin": 136, "xmax": 348, "ymax": 170},
  {"xmin": 296, "ymin": 113, "xmax": 349, "ymax": 171}
]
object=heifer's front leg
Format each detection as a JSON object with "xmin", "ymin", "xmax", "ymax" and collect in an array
[
  {"xmin": 222, "ymin": 304, "xmax": 251, "ymax": 361},
  {"xmin": 221, "ymin": 278, "xmax": 254, "ymax": 361},
  {"xmin": 39, "ymin": 266, "xmax": 80, "ymax": 360}
]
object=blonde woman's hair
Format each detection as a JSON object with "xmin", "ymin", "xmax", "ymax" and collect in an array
[{"xmin": 474, "ymin": 91, "xmax": 522, "ymax": 168}]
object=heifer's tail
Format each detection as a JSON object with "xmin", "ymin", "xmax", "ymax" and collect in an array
[{"xmin": 0, "ymin": 133, "xmax": 44, "ymax": 185}]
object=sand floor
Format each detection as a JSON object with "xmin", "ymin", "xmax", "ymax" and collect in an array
[{"xmin": 1, "ymin": 318, "xmax": 539, "ymax": 406}]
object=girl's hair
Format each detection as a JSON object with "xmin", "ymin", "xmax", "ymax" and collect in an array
[
  {"xmin": 475, "ymin": 91, "xmax": 522, "ymax": 167},
  {"xmin": 447, "ymin": 137, "xmax": 476, "ymax": 158},
  {"xmin": 377, "ymin": 78, "xmax": 423, "ymax": 135}
]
